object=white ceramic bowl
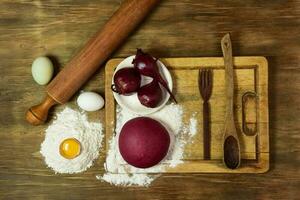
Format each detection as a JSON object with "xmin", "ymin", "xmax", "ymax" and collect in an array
[{"xmin": 112, "ymin": 55, "xmax": 173, "ymax": 115}]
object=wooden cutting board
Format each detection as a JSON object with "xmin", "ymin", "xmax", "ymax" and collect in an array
[{"xmin": 105, "ymin": 57, "xmax": 269, "ymax": 173}]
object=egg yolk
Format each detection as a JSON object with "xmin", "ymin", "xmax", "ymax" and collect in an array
[{"xmin": 59, "ymin": 138, "xmax": 81, "ymax": 159}]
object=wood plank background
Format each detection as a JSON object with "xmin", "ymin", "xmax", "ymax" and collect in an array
[{"xmin": 0, "ymin": 0, "xmax": 299, "ymax": 199}]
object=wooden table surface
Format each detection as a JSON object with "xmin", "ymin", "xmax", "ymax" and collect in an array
[{"xmin": 1, "ymin": 0, "xmax": 299, "ymax": 199}]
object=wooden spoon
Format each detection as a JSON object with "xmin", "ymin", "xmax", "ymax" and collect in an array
[{"xmin": 221, "ymin": 34, "xmax": 241, "ymax": 169}]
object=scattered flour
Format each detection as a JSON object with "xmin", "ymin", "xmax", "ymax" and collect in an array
[
  {"xmin": 98, "ymin": 104, "xmax": 196, "ymax": 187},
  {"xmin": 40, "ymin": 107, "xmax": 103, "ymax": 174},
  {"xmin": 189, "ymin": 116, "xmax": 198, "ymax": 137}
]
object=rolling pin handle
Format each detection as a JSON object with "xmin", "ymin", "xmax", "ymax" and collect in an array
[{"xmin": 25, "ymin": 95, "xmax": 58, "ymax": 125}]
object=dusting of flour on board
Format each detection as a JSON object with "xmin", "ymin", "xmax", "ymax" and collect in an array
[
  {"xmin": 188, "ymin": 112, "xmax": 198, "ymax": 138},
  {"xmin": 97, "ymin": 103, "xmax": 197, "ymax": 187}
]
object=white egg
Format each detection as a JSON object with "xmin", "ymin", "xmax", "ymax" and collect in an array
[
  {"xmin": 77, "ymin": 92, "xmax": 104, "ymax": 112},
  {"xmin": 31, "ymin": 56, "xmax": 54, "ymax": 85}
]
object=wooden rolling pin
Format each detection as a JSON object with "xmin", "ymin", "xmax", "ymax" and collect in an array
[{"xmin": 26, "ymin": 0, "xmax": 160, "ymax": 125}]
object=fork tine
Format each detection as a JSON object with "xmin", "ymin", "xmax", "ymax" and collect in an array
[
  {"xmin": 209, "ymin": 70, "xmax": 214, "ymax": 96},
  {"xmin": 207, "ymin": 69, "xmax": 211, "ymax": 87},
  {"xmin": 201, "ymin": 70, "xmax": 205, "ymax": 88},
  {"xmin": 199, "ymin": 69, "xmax": 203, "ymax": 97},
  {"xmin": 207, "ymin": 69, "xmax": 212, "ymax": 97},
  {"xmin": 210, "ymin": 70, "xmax": 213, "ymax": 88},
  {"xmin": 206, "ymin": 69, "xmax": 209, "ymax": 90}
]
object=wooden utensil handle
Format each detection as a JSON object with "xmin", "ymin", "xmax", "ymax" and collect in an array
[
  {"xmin": 26, "ymin": 0, "xmax": 160, "ymax": 125},
  {"xmin": 203, "ymin": 101, "xmax": 210, "ymax": 160},
  {"xmin": 26, "ymin": 95, "xmax": 57, "ymax": 125},
  {"xmin": 221, "ymin": 34, "xmax": 234, "ymax": 121}
]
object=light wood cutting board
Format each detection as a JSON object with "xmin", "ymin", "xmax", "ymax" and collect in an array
[{"xmin": 105, "ymin": 57, "xmax": 269, "ymax": 173}]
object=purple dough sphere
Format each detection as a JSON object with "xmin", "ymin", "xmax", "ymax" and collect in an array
[{"xmin": 118, "ymin": 117, "xmax": 170, "ymax": 168}]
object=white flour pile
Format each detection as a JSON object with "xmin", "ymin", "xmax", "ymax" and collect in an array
[
  {"xmin": 97, "ymin": 104, "xmax": 197, "ymax": 187},
  {"xmin": 40, "ymin": 107, "xmax": 103, "ymax": 174}
]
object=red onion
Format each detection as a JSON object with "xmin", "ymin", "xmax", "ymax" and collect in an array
[
  {"xmin": 111, "ymin": 67, "xmax": 141, "ymax": 95},
  {"xmin": 118, "ymin": 117, "xmax": 170, "ymax": 168},
  {"xmin": 138, "ymin": 79, "xmax": 162, "ymax": 108},
  {"xmin": 132, "ymin": 49, "xmax": 177, "ymax": 103}
]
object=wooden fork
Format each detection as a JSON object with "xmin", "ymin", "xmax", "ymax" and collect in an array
[{"xmin": 199, "ymin": 69, "xmax": 213, "ymax": 160}]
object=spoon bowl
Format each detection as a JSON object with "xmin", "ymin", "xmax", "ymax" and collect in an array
[{"xmin": 224, "ymin": 135, "xmax": 240, "ymax": 169}]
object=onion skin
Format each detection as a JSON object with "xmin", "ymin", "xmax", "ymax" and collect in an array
[
  {"xmin": 132, "ymin": 49, "xmax": 177, "ymax": 103},
  {"xmin": 138, "ymin": 79, "xmax": 162, "ymax": 108},
  {"xmin": 132, "ymin": 49, "xmax": 157, "ymax": 77},
  {"xmin": 118, "ymin": 117, "xmax": 170, "ymax": 168},
  {"xmin": 112, "ymin": 67, "xmax": 141, "ymax": 95}
]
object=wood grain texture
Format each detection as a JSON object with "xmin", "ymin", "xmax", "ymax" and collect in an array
[
  {"xmin": 105, "ymin": 57, "xmax": 269, "ymax": 173},
  {"xmin": 0, "ymin": 0, "xmax": 299, "ymax": 199}
]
